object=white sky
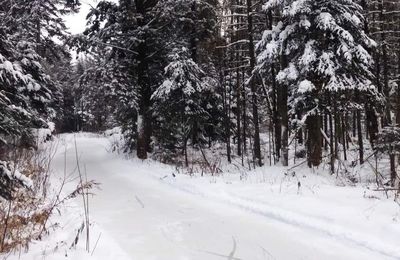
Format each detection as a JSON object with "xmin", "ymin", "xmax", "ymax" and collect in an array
[
  {"xmin": 64, "ymin": 0, "xmax": 101, "ymax": 34},
  {"xmin": 64, "ymin": 0, "xmax": 118, "ymax": 61}
]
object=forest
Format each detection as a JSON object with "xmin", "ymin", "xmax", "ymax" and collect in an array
[{"xmin": 1, "ymin": 0, "xmax": 400, "ymax": 259}]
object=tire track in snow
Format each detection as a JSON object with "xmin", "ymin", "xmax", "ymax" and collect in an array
[{"xmin": 158, "ymin": 177, "xmax": 400, "ymax": 259}]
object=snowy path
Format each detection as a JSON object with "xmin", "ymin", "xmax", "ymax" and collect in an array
[{"xmin": 47, "ymin": 134, "xmax": 399, "ymax": 260}]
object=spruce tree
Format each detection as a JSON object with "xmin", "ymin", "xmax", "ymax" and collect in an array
[
  {"xmin": 82, "ymin": 0, "xmax": 221, "ymax": 159},
  {"xmin": 152, "ymin": 48, "xmax": 217, "ymax": 165},
  {"xmin": 258, "ymin": 0, "xmax": 378, "ymax": 168},
  {"xmin": 83, "ymin": 0, "xmax": 169, "ymax": 157}
]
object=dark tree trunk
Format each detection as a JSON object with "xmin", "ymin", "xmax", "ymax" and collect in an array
[
  {"xmin": 390, "ymin": 153, "xmax": 396, "ymax": 187},
  {"xmin": 0, "ymin": 144, "xmax": 5, "ymax": 161},
  {"xmin": 136, "ymin": 47, "xmax": 152, "ymax": 159},
  {"xmin": 366, "ymin": 104, "xmax": 378, "ymax": 148},
  {"xmin": 236, "ymin": 66, "xmax": 242, "ymax": 156},
  {"xmin": 341, "ymin": 115, "xmax": 347, "ymax": 161},
  {"xmin": 278, "ymin": 49, "xmax": 289, "ymax": 166},
  {"xmin": 234, "ymin": 11, "xmax": 242, "ymax": 157},
  {"xmin": 334, "ymin": 103, "xmax": 339, "ymax": 159},
  {"xmin": 135, "ymin": 0, "xmax": 153, "ymax": 159},
  {"xmin": 352, "ymin": 111, "xmax": 357, "ymax": 138},
  {"xmin": 324, "ymin": 112, "xmax": 329, "ymax": 150},
  {"xmin": 396, "ymin": 50, "xmax": 400, "ymax": 127},
  {"xmin": 279, "ymin": 41, "xmax": 289, "ymax": 167},
  {"xmin": 329, "ymin": 113, "xmax": 335, "ymax": 174},
  {"xmin": 242, "ymin": 69, "xmax": 247, "ymax": 153},
  {"xmin": 357, "ymin": 110, "xmax": 364, "ymax": 164},
  {"xmin": 297, "ymin": 128, "xmax": 303, "ymax": 145},
  {"xmin": 273, "ymin": 79, "xmax": 281, "ymax": 160},
  {"xmin": 184, "ymin": 138, "xmax": 188, "ymax": 167},
  {"xmin": 307, "ymin": 114, "xmax": 322, "ymax": 168},
  {"xmin": 225, "ymin": 80, "xmax": 232, "ymax": 163},
  {"xmin": 280, "ymin": 85, "xmax": 289, "ymax": 166},
  {"xmin": 267, "ymin": 10, "xmax": 281, "ymax": 161},
  {"xmin": 190, "ymin": 1, "xmax": 199, "ymax": 145},
  {"xmin": 220, "ymin": 63, "xmax": 231, "ymax": 163},
  {"xmin": 246, "ymin": 0, "xmax": 262, "ymax": 166},
  {"xmin": 379, "ymin": 1, "xmax": 392, "ymax": 126}
]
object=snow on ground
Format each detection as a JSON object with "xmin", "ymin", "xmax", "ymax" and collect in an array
[{"xmin": 5, "ymin": 133, "xmax": 400, "ymax": 260}]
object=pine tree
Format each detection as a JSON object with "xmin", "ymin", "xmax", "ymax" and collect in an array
[
  {"xmin": 221, "ymin": 0, "xmax": 267, "ymax": 166},
  {"xmin": 83, "ymin": 0, "xmax": 166, "ymax": 157},
  {"xmin": 0, "ymin": 0, "xmax": 63, "ymax": 154},
  {"xmin": 258, "ymin": 0, "xmax": 379, "ymax": 168},
  {"xmin": 0, "ymin": 0, "xmax": 78, "ymax": 183},
  {"xmin": 152, "ymin": 48, "xmax": 217, "ymax": 165},
  {"xmin": 82, "ymin": 0, "xmax": 221, "ymax": 159}
]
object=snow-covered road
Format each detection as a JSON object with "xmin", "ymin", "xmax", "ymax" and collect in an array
[{"xmin": 43, "ymin": 134, "xmax": 399, "ymax": 260}]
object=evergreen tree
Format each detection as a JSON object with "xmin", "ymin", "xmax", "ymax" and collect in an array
[
  {"xmin": 83, "ymin": 0, "xmax": 168, "ymax": 157},
  {"xmin": 152, "ymin": 48, "xmax": 217, "ymax": 164},
  {"xmin": 0, "ymin": 0, "xmax": 79, "ymax": 178},
  {"xmin": 82, "ymin": 0, "xmax": 221, "ymax": 159},
  {"xmin": 77, "ymin": 54, "xmax": 122, "ymax": 132},
  {"xmin": 258, "ymin": 0, "xmax": 379, "ymax": 168}
]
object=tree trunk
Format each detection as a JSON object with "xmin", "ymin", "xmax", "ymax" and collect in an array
[
  {"xmin": 278, "ymin": 37, "xmax": 289, "ymax": 167},
  {"xmin": 357, "ymin": 110, "xmax": 364, "ymax": 164},
  {"xmin": 234, "ymin": 4, "xmax": 242, "ymax": 157},
  {"xmin": 379, "ymin": 1, "xmax": 392, "ymax": 126},
  {"xmin": 135, "ymin": 0, "xmax": 152, "ymax": 159},
  {"xmin": 236, "ymin": 63, "xmax": 242, "ymax": 156},
  {"xmin": 225, "ymin": 83, "xmax": 232, "ymax": 163},
  {"xmin": 0, "ymin": 143, "xmax": 5, "ymax": 161},
  {"xmin": 341, "ymin": 115, "xmax": 347, "ymax": 161},
  {"xmin": 190, "ymin": 1, "xmax": 199, "ymax": 145},
  {"xmin": 268, "ymin": 10, "xmax": 281, "ymax": 161},
  {"xmin": 334, "ymin": 103, "xmax": 339, "ymax": 159},
  {"xmin": 365, "ymin": 104, "xmax": 378, "ymax": 148},
  {"xmin": 297, "ymin": 127, "xmax": 303, "ymax": 145},
  {"xmin": 246, "ymin": 0, "xmax": 262, "ymax": 166},
  {"xmin": 278, "ymin": 48, "xmax": 289, "ymax": 166},
  {"xmin": 323, "ymin": 113, "xmax": 328, "ymax": 150},
  {"xmin": 242, "ymin": 69, "xmax": 247, "ymax": 153},
  {"xmin": 390, "ymin": 153, "xmax": 396, "ymax": 187},
  {"xmin": 329, "ymin": 112, "xmax": 335, "ymax": 174},
  {"xmin": 307, "ymin": 114, "xmax": 322, "ymax": 167},
  {"xmin": 137, "ymin": 114, "xmax": 147, "ymax": 159},
  {"xmin": 396, "ymin": 51, "xmax": 400, "ymax": 126},
  {"xmin": 352, "ymin": 111, "xmax": 357, "ymax": 138},
  {"xmin": 280, "ymin": 88, "xmax": 288, "ymax": 166}
]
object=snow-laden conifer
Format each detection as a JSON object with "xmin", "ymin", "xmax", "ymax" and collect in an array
[{"xmin": 257, "ymin": 0, "xmax": 379, "ymax": 166}]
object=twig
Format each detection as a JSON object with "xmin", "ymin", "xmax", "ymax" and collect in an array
[
  {"xmin": 199, "ymin": 146, "xmax": 213, "ymax": 174},
  {"xmin": 74, "ymin": 135, "xmax": 90, "ymax": 252},
  {"xmin": 135, "ymin": 195, "xmax": 145, "ymax": 208},
  {"xmin": 91, "ymin": 232, "xmax": 102, "ymax": 256}
]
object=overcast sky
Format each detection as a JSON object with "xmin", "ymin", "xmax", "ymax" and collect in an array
[{"xmin": 64, "ymin": 0, "xmax": 100, "ymax": 34}]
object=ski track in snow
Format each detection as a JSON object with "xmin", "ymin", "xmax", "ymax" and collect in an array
[
  {"xmin": 159, "ymin": 176, "xmax": 400, "ymax": 259},
  {"xmin": 13, "ymin": 133, "xmax": 399, "ymax": 260}
]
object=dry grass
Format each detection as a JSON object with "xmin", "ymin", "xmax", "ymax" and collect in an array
[{"xmin": 0, "ymin": 140, "xmax": 95, "ymax": 255}]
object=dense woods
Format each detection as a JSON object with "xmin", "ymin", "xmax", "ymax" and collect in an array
[
  {"xmin": 2, "ymin": 0, "xmax": 400, "ymax": 257},
  {"xmin": 1, "ymin": 0, "xmax": 400, "ymax": 193},
  {"xmin": 0, "ymin": 0, "xmax": 79, "ymax": 188}
]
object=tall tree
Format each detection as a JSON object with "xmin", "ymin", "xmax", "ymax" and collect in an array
[
  {"xmin": 258, "ymin": 0, "xmax": 378, "ymax": 168},
  {"xmin": 82, "ymin": 0, "xmax": 221, "ymax": 160},
  {"xmin": 152, "ymin": 48, "xmax": 218, "ymax": 165},
  {"xmin": 0, "ymin": 0, "xmax": 78, "ymax": 156},
  {"xmin": 83, "ymin": 0, "xmax": 164, "ymax": 158}
]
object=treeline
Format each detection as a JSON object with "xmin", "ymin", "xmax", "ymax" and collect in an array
[
  {"xmin": 1, "ymin": 0, "xmax": 400, "ymax": 186},
  {"xmin": 71, "ymin": 0, "xmax": 399, "ymax": 183},
  {"xmin": 0, "ymin": 0, "xmax": 79, "ymax": 159},
  {"xmin": 56, "ymin": 0, "xmax": 400, "ymax": 187},
  {"xmin": 0, "ymin": 0, "xmax": 80, "ymax": 251}
]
